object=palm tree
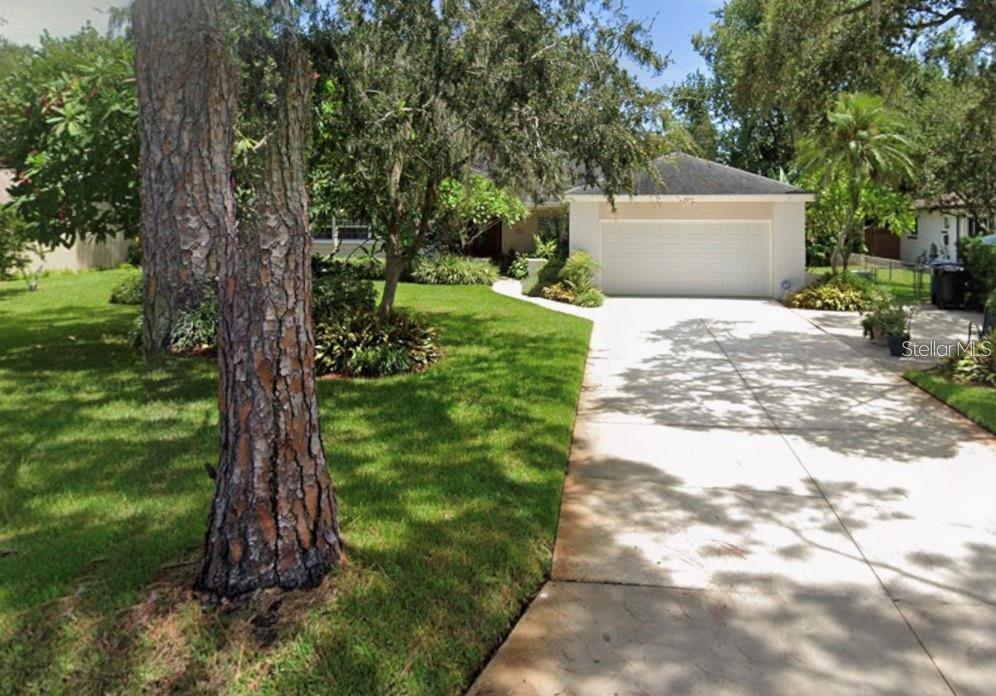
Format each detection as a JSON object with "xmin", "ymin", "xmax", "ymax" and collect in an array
[{"xmin": 797, "ymin": 93, "xmax": 915, "ymax": 273}]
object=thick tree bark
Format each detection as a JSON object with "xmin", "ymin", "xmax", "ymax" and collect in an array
[
  {"xmin": 133, "ymin": 0, "xmax": 233, "ymax": 361},
  {"xmin": 196, "ymin": 29, "xmax": 343, "ymax": 599}
]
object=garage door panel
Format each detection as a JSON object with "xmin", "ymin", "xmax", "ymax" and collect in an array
[{"xmin": 601, "ymin": 221, "xmax": 770, "ymax": 297}]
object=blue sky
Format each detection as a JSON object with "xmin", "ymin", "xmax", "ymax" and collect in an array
[
  {"xmin": 624, "ymin": 0, "xmax": 725, "ymax": 88},
  {"xmin": 0, "ymin": 0, "xmax": 722, "ymax": 88}
]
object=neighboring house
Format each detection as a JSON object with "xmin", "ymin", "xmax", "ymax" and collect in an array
[
  {"xmin": 901, "ymin": 195, "xmax": 990, "ymax": 265},
  {"xmin": 313, "ymin": 220, "xmax": 374, "ymax": 258},
  {"xmin": 0, "ymin": 168, "xmax": 130, "ymax": 273}
]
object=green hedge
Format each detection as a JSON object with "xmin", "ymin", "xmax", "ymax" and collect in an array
[
  {"xmin": 410, "ymin": 254, "xmax": 499, "ymax": 285},
  {"xmin": 959, "ymin": 236, "xmax": 996, "ymax": 308},
  {"xmin": 108, "ymin": 270, "xmax": 142, "ymax": 305}
]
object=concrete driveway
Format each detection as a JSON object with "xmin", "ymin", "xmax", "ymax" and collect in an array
[{"xmin": 471, "ymin": 298, "xmax": 996, "ymax": 695}]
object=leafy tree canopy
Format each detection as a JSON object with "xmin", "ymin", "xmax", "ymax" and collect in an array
[
  {"xmin": 797, "ymin": 93, "xmax": 915, "ymax": 271},
  {"xmin": 678, "ymin": 0, "xmax": 996, "ymax": 221},
  {"xmin": 438, "ymin": 173, "xmax": 528, "ymax": 238},
  {"xmin": 308, "ymin": 0, "xmax": 670, "ymax": 313},
  {"xmin": 0, "ymin": 27, "xmax": 138, "ymax": 247}
]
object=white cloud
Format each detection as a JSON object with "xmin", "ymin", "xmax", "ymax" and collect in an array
[{"xmin": 0, "ymin": 0, "xmax": 123, "ymax": 46}]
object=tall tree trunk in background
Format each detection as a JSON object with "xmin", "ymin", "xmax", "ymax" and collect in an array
[
  {"xmin": 196, "ymin": 29, "xmax": 343, "ymax": 599},
  {"xmin": 133, "ymin": 0, "xmax": 233, "ymax": 361}
]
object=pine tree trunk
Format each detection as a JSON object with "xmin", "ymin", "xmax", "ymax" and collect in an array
[
  {"xmin": 196, "ymin": 29, "xmax": 343, "ymax": 599},
  {"xmin": 133, "ymin": 0, "xmax": 233, "ymax": 361}
]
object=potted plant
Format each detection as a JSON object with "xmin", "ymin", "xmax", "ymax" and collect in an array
[
  {"xmin": 861, "ymin": 313, "xmax": 888, "ymax": 342},
  {"xmin": 861, "ymin": 290, "xmax": 895, "ymax": 343},
  {"xmin": 881, "ymin": 304, "xmax": 913, "ymax": 357}
]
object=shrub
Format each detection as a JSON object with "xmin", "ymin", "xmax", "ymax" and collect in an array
[
  {"xmin": 532, "ymin": 234, "xmax": 559, "ymax": 260},
  {"xmin": 312, "ymin": 253, "xmax": 385, "ymax": 281},
  {"xmin": 528, "ymin": 256, "xmax": 565, "ymax": 296},
  {"xmin": 540, "ymin": 282, "xmax": 576, "ymax": 303},
  {"xmin": 410, "ymin": 254, "xmax": 498, "ymax": 285},
  {"xmin": 169, "ymin": 298, "xmax": 219, "ymax": 353},
  {"xmin": 574, "ymin": 288, "xmax": 605, "ymax": 308},
  {"xmin": 312, "ymin": 263, "xmax": 377, "ymax": 324},
  {"xmin": 315, "ymin": 310, "xmax": 439, "ymax": 377},
  {"xmin": 944, "ymin": 330, "xmax": 996, "ymax": 387},
  {"xmin": 0, "ymin": 206, "xmax": 31, "ymax": 280},
  {"xmin": 123, "ymin": 260, "xmax": 438, "ymax": 377},
  {"xmin": 959, "ymin": 236, "xmax": 996, "ymax": 308},
  {"xmin": 347, "ymin": 345, "xmax": 413, "ymax": 377},
  {"xmin": 786, "ymin": 273, "xmax": 877, "ymax": 311},
  {"xmin": 532, "ymin": 251, "xmax": 604, "ymax": 308},
  {"xmin": 127, "ymin": 313, "xmax": 143, "ymax": 349},
  {"xmin": 505, "ymin": 252, "xmax": 529, "ymax": 280},
  {"xmin": 558, "ymin": 250, "xmax": 599, "ymax": 294},
  {"xmin": 128, "ymin": 297, "xmax": 220, "ymax": 354},
  {"xmin": 108, "ymin": 270, "xmax": 142, "ymax": 305},
  {"xmin": 126, "ymin": 238, "xmax": 142, "ymax": 265}
]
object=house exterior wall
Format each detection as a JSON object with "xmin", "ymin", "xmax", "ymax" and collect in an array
[
  {"xmin": 3, "ymin": 169, "xmax": 130, "ymax": 272},
  {"xmin": 901, "ymin": 210, "xmax": 964, "ymax": 264},
  {"xmin": 501, "ymin": 206, "xmax": 568, "ymax": 254},
  {"xmin": 503, "ymin": 211, "xmax": 540, "ymax": 254},
  {"xmin": 568, "ymin": 201, "xmax": 602, "ymax": 287},
  {"xmin": 26, "ymin": 234, "xmax": 130, "ymax": 272},
  {"xmin": 565, "ymin": 197, "xmax": 807, "ymax": 299},
  {"xmin": 771, "ymin": 202, "xmax": 807, "ymax": 297},
  {"xmin": 598, "ymin": 200, "xmax": 773, "ymax": 222}
]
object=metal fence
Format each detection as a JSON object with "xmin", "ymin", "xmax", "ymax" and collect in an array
[{"xmin": 851, "ymin": 254, "xmax": 931, "ymax": 303}]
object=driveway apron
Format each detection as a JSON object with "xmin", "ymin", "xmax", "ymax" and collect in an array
[{"xmin": 471, "ymin": 298, "xmax": 996, "ymax": 695}]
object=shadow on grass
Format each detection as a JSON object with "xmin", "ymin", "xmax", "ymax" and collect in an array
[{"xmin": 0, "ymin": 282, "xmax": 593, "ymax": 695}]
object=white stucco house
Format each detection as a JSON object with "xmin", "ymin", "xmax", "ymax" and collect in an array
[
  {"xmin": 901, "ymin": 195, "xmax": 990, "ymax": 265},
  {"xmin": 0, "ymin": 168, "xmax": 130, "ymax": 273},
  {"xmin": 506, "ymin": 154, "xmax": 814, "ymax": 299}
]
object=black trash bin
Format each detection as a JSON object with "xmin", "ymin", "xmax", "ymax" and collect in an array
[{"xmin": 930, "ymin": 262, "xmax": 968, "ymax": 309}]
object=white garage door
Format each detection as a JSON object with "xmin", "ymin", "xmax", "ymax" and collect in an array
[{"xmin": 600, "ymin": 220, "xmax": 771, "ymax": 297}]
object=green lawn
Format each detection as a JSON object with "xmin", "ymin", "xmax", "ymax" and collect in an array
[
  {"xmin": 807, "ymin": 265, "xmax": 925, "ymax": 303},
  {"xmin": 0, "ymin": 270, "xmax": 592, "ymax": 694},
  {"xmin": 905, "ymin": 370, "xmax": 996, "ymax": 435}
]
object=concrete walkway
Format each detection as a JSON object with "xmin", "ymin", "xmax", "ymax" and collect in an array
[
  {"xmin": 471, "ymin": 298, "xmax": 996, "ymax": 695},
  {"xmin": 796, "ymin": 304, "xmax": 984, "ymax": 374}
]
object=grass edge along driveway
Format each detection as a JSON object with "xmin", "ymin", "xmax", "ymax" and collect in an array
[
  {"xmin": 0, "ymin": 270, "xmax": 592, "ymax": 695},
  {"xmin": 904, "ymin": 369, "xmax": 996, "ymax": 435}
]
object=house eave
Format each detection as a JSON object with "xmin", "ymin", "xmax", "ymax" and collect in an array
[{"xmin": 563, "ymin": 193, "xmax": 817, "ymax": 204}]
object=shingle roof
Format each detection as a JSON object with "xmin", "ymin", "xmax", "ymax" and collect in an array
[
  {"xmin": 913, "ymin": 193, "xmax": 966, "ymax": 211},
  {"xmin": 564, "ymin": 153, "xmax": 808, "ymax": 197}
]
